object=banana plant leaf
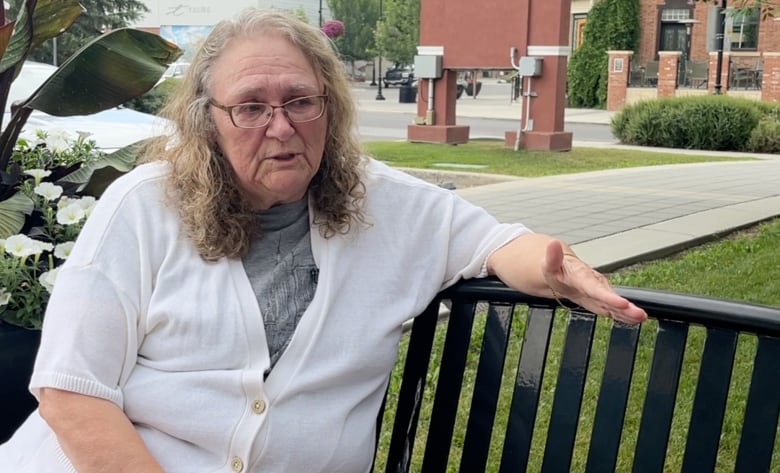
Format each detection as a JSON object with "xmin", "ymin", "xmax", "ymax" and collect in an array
[
  {"xmin": 57, "ymin": 138, "xmax": 154, "ymax": 196},
  {"xmin": 0, "ymin": 191, "xmax": 33, "ymax": 237},
  {"xmin": 21, "ymin": 28, "xmax": 183, "ymax": 116},
  {"xmin": 0, "ymin": 0, "xmax": 84, "ymax": 75}
]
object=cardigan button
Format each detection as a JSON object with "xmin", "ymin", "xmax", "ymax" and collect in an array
[
  {"xmin": 252, "ymin": 399, "xmax": 267, "ymax": 414},
  {"xmin": 231, "ymin": 456, "xmax": 244, "ymax": 472}
]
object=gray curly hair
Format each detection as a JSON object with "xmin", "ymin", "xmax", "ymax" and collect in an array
[{"xmin": 143, "ymin": 8, "xmax": 365, "ymax": 261}]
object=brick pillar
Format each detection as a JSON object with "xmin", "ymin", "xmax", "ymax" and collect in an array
[
  {"xmin": 507, "ymin": 0, "xmax": 573, "ymax": 152},
  {"xmin": 761, "ymin": 53, "xmax": 780, "ymax": 102},
  {"xmin": 708, "ymin": 52, "xmax": 731, "ymax": 93},
  {"xmin": 408, "ymin": 69, "xmax": 470, "ymax": 144},
  {"xmin": 607, "ymin": 50, "xmax": 633, "ymax": 111},
  {"xmin": 657, "ymin": 51, "xmax": 680, "ymax": 97}
]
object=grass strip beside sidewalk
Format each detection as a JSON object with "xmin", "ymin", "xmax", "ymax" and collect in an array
[{"xmin": 363, "ymin": 140, "xmax": 750, "ymax": 177}]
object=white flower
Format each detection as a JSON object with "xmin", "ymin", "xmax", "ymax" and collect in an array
[
  {"xmin": 34, "ymin": 182, "xmax": 64, "ymax": 201},
  {"xmin": 4, "ymin": 234, "xmax": 49, "ymax": 257},
  {"xmin": 44, "ymin": 128, "xmax": 73, "ymax": 153},
  {"xmin": 74, "ymin": 196, "xmax": 97, "ymax": 217},
  {"xmin": 0, "ymin": 288, "xmax": 10, "ymax": 306},
  {"xmin": 56, "ymin": 203, "xmax": 86, "ymax": 225},
  {"xmin": 39, "ymin": 267, "xmax": 61, "ymax": 293},
  {"xmin": 25, "ymin": 169, "xmax": 52, "ymax": 184},
  {"xmin": 54, "ymin": 241, "xmax": 75, "ymax": 259},
  {"xmin": 17, "ymin": 129, "xmax": 44, "ymax": 149}
]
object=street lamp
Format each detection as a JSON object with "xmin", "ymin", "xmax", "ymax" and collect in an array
[
  {"xmin": 679, "ymin": 18, "xmax": 699, "ymax": 86},
  {"xmin": 375, "ymin": 0, "xmax": 385, "ymax": 100},
  {"xmin": 714, "ymin": 0, "xmax": 727, "ymax": 94}
]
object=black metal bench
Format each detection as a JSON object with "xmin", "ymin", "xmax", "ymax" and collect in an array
[{"xmin": 375, "ymin": 277, "xmax": 780, "ymax": 473}]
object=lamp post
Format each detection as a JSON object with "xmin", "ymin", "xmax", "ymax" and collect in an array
[
  {"xmin": 679, "ymin": 18, "xmax": 699, "ymax": 86},
  {"xmin": 318, "ymin": 0, "xmax": 323, "ymax": 27},
  {"xmin": 375, "ymin": 0, "xmax": 385, "ymax": 100},
  {"xmin": 714, "ymin": 0, "xmax": 727, "ymax": 94}
]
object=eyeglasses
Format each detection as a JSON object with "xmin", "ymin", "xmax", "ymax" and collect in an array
[{"xmin": 210, "ymin": 94, "xmax": 328, "ymax": 128}]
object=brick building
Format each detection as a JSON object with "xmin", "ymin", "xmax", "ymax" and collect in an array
[{"xmin": 595, "ymin": 0, "xmax": 780, "ymax": 108}]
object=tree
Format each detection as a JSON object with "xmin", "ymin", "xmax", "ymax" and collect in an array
[
  {"xmin": 567, "ymin": 0, "xmax": 640, "ymax": 109},
  {"xmin": 288, "ymin": 6, "xmax": 310, "ymax": 24},
  {"xmin": 375, "ymin": 0, "xmax": 419, "ymax": 65},
  {"xmin": 327, "ymin": 0, "xmax": 379, "ymax": 65},
  {"xmin": 6, "ymin": 0, "xmax": 149, "ymax": 65}
]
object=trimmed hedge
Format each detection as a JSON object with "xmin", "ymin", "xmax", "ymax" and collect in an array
[{"xmin": 611, "ymin": 96, "xmax": 780, "ymax": 153}]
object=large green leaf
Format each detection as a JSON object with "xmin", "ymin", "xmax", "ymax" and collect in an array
[
  {"xmin": 0, "ymin": 0, "xmax": 84, "ymax": 75},
  {"xmin": 0, "ymin": 191, "xmax": 34, "ymax": 238},
  {"xmin": 58, "ymin": 139, "xmax": 151, "ymax": 196},
  {"xmin": 22, "ymin": 28, "xmax": 183, "ymax": 116}
]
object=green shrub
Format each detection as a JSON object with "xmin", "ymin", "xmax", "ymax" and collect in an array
[
  {"xmin": 746, "ymin": 119, "xmax": 780, "ymax": 153},
  {"xmin": 123, "ymin": 78, "xmax": 180, "ymax": 115},
  {"xmin": 611, "ymin": 96, "xmax": 762, "ymax": 151}
]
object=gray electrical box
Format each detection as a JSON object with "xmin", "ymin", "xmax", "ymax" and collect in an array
[
  {"xmin": 518, "ymin": 56, "xmax": 542, "ymax": 77},
  {"xmin": 414, "ymin": 55, "xmax": 443, "ymax": 79}
]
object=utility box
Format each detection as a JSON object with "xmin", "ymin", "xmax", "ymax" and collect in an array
[
  {"xmin": 414, "ymin": 55, "xmax": 443, "ymax": 79},
  {"xmin": 518, "ymin": 56, "xmax": 542, "ymax": 77}
]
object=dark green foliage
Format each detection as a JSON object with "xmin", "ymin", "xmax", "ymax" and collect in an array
[
  {"xmin": 327, "ymin": 0, "xmax": 379, "ymax": 63},
  {"xmin": 123, "ymin": 78, "xmax": 180, "ymax": 115},
  {"xmin": 567, "ymin": 0, "xmax": 640, "ymax": 109},
  {"xmin": 611, "ymin": 96, "xmax": 777, "ymax": 152},
  {"xmin": 746, "ymin": 119, "xmax": 780, "ymax": 153},
  {"xmin": 7, "ymin": 0, "xmax": 148, "ymax": 65},
  {"xmin": 375, "ymin": 0, "xmax": 420, "ymax": 65}
]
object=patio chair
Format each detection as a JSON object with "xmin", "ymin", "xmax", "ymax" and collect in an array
[
  {"xmin": 642, "ymin": 60, "xmax": 659, "ymax": 87},
  {"xmin": 686, "ymin": 60, "xmax": 709, "ymax": 88}
]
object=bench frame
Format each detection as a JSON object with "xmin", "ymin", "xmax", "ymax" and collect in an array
[{"xmin": 376, "ymin": 277, "xmax": 780, "ymax": 473}]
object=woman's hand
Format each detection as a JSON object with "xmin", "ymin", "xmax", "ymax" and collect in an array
[
  {"xmin": 487, "ymin": 233, "xmax": 647, "ymax": 324},
  {"xmin": 542, "ymin": 240, "xmax": 647, "ymax": 324}
]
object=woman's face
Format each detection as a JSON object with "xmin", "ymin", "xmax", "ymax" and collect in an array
[{"xmin": 209, "ymin": 32, "xmax": 327, "ymax": 210}]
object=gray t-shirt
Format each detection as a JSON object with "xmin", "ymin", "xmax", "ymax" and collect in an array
[{"xmin": 242, "ymin": 198, "xmax": 318, "ymax": 371}]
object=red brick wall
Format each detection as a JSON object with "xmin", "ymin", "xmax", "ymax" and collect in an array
[{"xmin": 635, "ymin": 1, "xmax": 780, "ymax": 67}]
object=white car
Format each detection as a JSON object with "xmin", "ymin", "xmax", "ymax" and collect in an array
[{"xmin": 6, "ymin": 61, "xmax": 168, "ymax": 151}]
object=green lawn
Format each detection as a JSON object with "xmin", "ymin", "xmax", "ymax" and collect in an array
[
  {"xmin": 363, "ymin": 140, "xmax": 752, "ymax": 177},
  {"xmin": 374, "ymin": 219, "xmax": 780, "ymax": 473}
]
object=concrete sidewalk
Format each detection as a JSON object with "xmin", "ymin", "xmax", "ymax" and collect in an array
[
  {"xmin": 454, "ymin": 159, "xmax": 780, "ymax": 271},
  {"xmin": 353, "ymin": 80, "xmax": 780, "ymax": 271}
]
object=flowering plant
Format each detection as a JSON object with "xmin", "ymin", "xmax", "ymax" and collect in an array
[
  {"xmin": 0, "ymin": 129, "xmax": 102, "ymax": 329},
  {"xmin": 321, "ymin": 19, "xmax": 345, "ymax": 38}
]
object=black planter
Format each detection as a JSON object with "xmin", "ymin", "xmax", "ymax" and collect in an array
[{"xmin": 0, "ymin": 323, "xmax": 41, "ymax": 443}]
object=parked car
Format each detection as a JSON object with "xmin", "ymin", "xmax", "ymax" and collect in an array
[
  {"xmin": 384, "ymin": 64, "xmax": 414, "ymax": 87},
  {"xmin": 7, "ymin": 62, "xmax": 169, "ymax": 151}
]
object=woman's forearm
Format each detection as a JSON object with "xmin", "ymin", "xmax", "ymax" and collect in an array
[{"xmin": 38, "ymin": 388, "xmax": 165, "ymax": 473}]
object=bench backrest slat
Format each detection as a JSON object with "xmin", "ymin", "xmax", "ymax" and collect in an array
[
  {"xmin": 418, "ymin": 300, "xmax": 477, "ymax": 473},
  {"xmin": 498, "ymin": 305, "xmax": 555, "ymax": 473},
  {"xmin": 632, "ymin": 320, "xmax": 689, "ymax": 473},
  {"xmin": 681, "ymin": 327, "xmax": 738, "ymax": 472},
  {"xmin": 459, "ymin": 303, "xmax": 515, "ymax": 472},
  {"xmin": 584, "ymin": 322, "xmax": 641, "ymax": 472},
  {"xmin": 734, "ymin": 335, "xmax": 780, "ymax": 472},
  {"xmin": 383, "ymin": 299, "xmax": 440, "ymax": 473},
  {"xmin": 540, "ymin": 310, "xmax": 597, "ymax": 472}
]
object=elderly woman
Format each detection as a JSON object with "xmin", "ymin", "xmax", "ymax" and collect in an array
[{"xmin": 0, "ymin": 8, "xmax": 645, "ymax": 473}]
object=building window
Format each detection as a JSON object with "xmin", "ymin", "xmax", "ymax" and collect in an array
[
  {"xmin": 572, "ymin": 14, "xmax": 587, "ymax": 51},
  {"xmin": 726, "ymin": 7, "xmax": 759, "ymax": 50},
  {"xmin": 661, "ymin": 9, "xmax": 691, "ymax": 22}
]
